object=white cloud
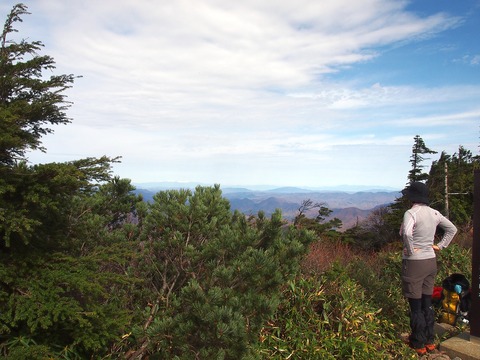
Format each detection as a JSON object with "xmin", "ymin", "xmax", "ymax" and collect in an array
[
  {"xmin": 471, "ymin": 55, "xmax": 480, "ymax": 65},
  {"xmin": 36, "ymin": 1, "xmax": 460, "ymax": 90},
  {"xmin": 2, "ymin": 0, "xmax": 478, "ymax": 189},
  {"xmin": 394, "ymin": 109, "xmax": 480, "ymax": 127}
]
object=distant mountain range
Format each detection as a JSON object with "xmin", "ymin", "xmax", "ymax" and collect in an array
[
  {"xmin": 133, "ymin": 182, "xmax": 401, "ymax": 231},
  {"xmin": 133, "ymin": 181, "xmax": 400, "ymax": 193}
]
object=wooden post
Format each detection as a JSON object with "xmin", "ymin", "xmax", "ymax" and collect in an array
[
  {"xmin": 445, "ymin": 162, "xmax": 449, "ymax": 217},
  {"xmin": 471, "ymin": 169, "xmax": 480, "ymax": 337}
]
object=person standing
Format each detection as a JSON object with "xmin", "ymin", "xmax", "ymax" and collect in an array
[{"xmin": 400, "ymin": 182, "xmax": 457, "ymax": 355}]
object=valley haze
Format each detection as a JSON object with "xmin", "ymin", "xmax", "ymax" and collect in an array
[{"xmin": 133, "ymin": 182, "xmax": 402, "ymax": 230}]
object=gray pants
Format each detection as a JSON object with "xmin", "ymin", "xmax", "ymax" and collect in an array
[
  {"xmin": 402, "ymin": 258, "xmax": 437, "ymax": 349},
  {"xmin": 401, "ymin": 258, "xmax": 437, "ymax": 299}
]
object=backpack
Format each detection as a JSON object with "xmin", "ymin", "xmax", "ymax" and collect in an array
[{"xmin": 438, "ymin": 273, "xmax": 470, "ymax": 326}]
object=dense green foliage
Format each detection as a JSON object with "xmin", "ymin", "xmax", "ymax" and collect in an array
[
  {"xmin": 119, "ymin": 186, "xmax": 315, "ymax": 359},
  {"xmin": 0, "ymin": 176, "xmax": 144, "ymax": 358},
  {"xmin": 428, "ymin": 146, "xmax": 478, "ymax": 227},
  {"xmin": 255, "ymin": 242, "xmax": 472, "ymax": 359}
]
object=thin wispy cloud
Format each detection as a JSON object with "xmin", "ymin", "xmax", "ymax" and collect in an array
[
  {"xmin": 395, "ymin": 109, "xmax": 480, "ymax": 127},
  {"xmin": 454, "ymin": 54, "xmax": 480, "ymax": 66}
]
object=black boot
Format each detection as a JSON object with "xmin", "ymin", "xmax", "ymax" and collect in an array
[
  {"xmin": 422, "ymin": 294, "xmax": 436, "ymax": 349},
  {"xmin": 409, "ymin": 298, "xmax": 427, "ymax": 350}
]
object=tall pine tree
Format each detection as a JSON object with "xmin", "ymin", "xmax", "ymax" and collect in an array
[
  {"xmin": 408, "ymin": 135, "xmax": 437, "ymax": 184},
  {"xmin": 0, "ymin": 5, "xmax": 141, "ymax": 358},
  {"xmin": 0, "ymin": 3, "xmax": 75, "ymax": 166},
  {"xmin": 0, "ymin": 4, "xmax": 120, "ymax": 249}
]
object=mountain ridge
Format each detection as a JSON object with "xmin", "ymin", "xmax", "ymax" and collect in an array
[
  {"xmin": 133, "ymin": 185, "xmax": 401, "ymax": 231},
  {"xmin": 133, "ymin": 181, "xmax": 400, "ymax": 193}
]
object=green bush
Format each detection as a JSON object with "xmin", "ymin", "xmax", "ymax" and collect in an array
[
  {"xmin": 256, "ymin": 273, "xmax": 412, "ymax": 359},
  {"xmin": 347, "ymin": 250, "xmax": 409, "ymax": 329},
  {"xmin": 122, "ymin": 185, "xmax": 315, "ymax": 359},
  {"xmin": 255, "ymin": 242, "xmax": 472, "ymax": 359},
  {"xmin": 436, "ymin": 243, "xmax": 472, "ymax": 284}
]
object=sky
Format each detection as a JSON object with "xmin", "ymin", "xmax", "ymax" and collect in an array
[{"xmin": 2, "ymin": 0, "xmax": 479, "ymax": 190}]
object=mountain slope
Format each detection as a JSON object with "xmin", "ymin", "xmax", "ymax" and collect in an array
[{"xmin": 133, "ymin": 187, "xmax": 400, "ymax": 230}]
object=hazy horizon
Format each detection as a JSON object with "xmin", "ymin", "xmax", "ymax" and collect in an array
[{"xmin": 133, "ymin": 180, "xmax": 402, "ymax": 192}]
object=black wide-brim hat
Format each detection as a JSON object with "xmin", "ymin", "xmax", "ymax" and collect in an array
[{"xmin": 402, "ymin": 182, "xmax": 430, "ymax": 205}]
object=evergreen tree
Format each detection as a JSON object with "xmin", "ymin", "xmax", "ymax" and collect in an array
[
  {"xmin": 0, "ymin": 3, "xmax": 74, "ymax": 248},
  {"xmin": 0, "ymin": 5, "xmax": 143, "ymax": 357},
  {"xmin": 0, "ymin": 3, "xmax": 75, "ymax": 166},
  {"xmin": 294, "ymin": 199, "xmax": 342, "ymax": 235},
  {"xmin": 0, "ymin": 4, "xmax": 121, "ymax": 249},
  {"xmin": 123, "ymin": 185, "xmax": 314, "ymax": 359},
  {"xmin": 0, "ymin": 177, "xmax": 145, "ymax": 358},
  {"xmin": 408, "ymin": 135, "xmax": 437, "ymax": 184},
  {"xmin": 428, "ymin": 146, "xmax": 478, "ymax": 226}
]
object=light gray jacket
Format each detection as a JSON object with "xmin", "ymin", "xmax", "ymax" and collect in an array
[{"xmin": 400, "ymin": 204, "xmax": 457, "ymax": 260}]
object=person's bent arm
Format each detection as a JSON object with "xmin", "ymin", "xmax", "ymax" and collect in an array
[{"xmin": 436, "ymin": 217, "xmax": 457, "ymax": 250}]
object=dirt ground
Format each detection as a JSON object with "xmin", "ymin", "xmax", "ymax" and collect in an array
[{"xmin": 400, "ymin": 331, "xmax": 462, "ymax": 360}]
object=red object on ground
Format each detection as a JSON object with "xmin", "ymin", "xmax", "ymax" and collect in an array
[{"xmin": 433, "ymin": 286, "xmax": 443, "ymax": 300}]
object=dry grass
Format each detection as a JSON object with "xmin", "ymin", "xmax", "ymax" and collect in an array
[
  {"xmin": 454, "ymin": 229, "xmax": 473, "ymax": 248},
  {"xmin": 301, "ymin": 240, "xmax": 358, "ymax": 274},
  {"xmin": 300, "ymin": 240, "xmax": 404, "ymax": 279}
]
